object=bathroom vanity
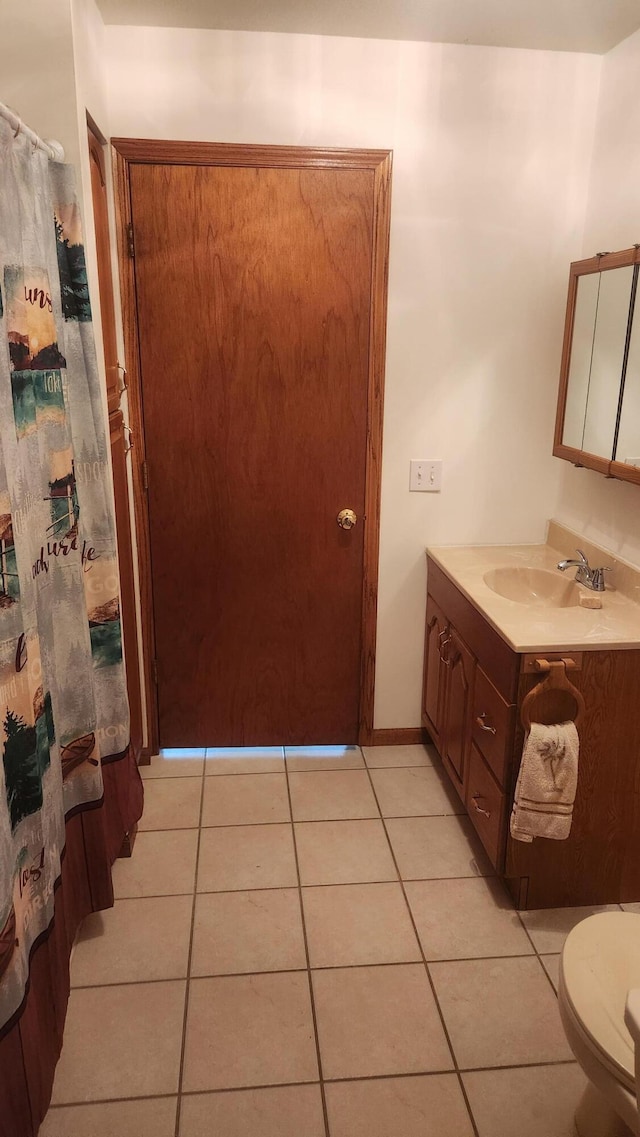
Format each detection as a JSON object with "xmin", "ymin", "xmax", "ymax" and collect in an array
[{"xmin": 422, "ymin": 522, "xmax": 640, "ymax": 910}]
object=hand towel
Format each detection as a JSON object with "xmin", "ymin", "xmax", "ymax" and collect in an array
[{"xmin": 510, "ymin": 721, "xmax": 579, "ymax": 843}]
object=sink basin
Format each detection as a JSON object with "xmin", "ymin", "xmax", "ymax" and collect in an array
[{"xmin": 483, "ymin": 567, "xmax": 581, "ymax": 607}]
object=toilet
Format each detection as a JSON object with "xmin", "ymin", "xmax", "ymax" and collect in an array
[{"xmin": 559, "ymin": 912, "xmax": 640, "ymax": 1137}]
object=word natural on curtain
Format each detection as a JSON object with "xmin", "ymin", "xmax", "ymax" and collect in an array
[{"xmin": 0, "ymin": 128, "xmax": 130, "ymax": 1031}]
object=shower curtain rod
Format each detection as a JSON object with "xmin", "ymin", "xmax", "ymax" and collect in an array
[{"xmin": 0, "ymin": 101, "xmax": 64, "ymax": 161}]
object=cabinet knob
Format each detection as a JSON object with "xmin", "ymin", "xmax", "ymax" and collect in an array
[{"xmin": 476, "ymin": 713, "xmax": 497, "ymax": 735}]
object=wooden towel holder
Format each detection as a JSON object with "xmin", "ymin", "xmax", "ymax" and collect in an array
[{"xmin": 520, "ymin": 658, "xmax": 586, "ymax": 730}]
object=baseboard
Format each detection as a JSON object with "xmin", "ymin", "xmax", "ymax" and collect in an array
[{"xmin": 367, "ymin": 727, "xmax": 427, "ymax": 746}]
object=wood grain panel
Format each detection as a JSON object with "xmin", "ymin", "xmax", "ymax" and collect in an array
[
  {"xmin": 466, "ymin": 743, "xmax": 507, "ymax": 870},
  {"xmin": 441, "ymin": 627, "xmax": 475, "ymax": 794},
  {"xmin": 130, "ymin": 162, "xmax": 374, "ymax": 745},
  {"xmin": 112, "ymin": 138, "xmax": 391, "ymax": 169},
  {"xmin": 506, "ymin": 648, "xmax": 640, "ymax": 908},
  {"xmin": 112, "ymin": 146, "xmax": 159, "ymax": 757},
  {"xmin": 108, "ymin": 411, "xmax": 143, "ymax": 763},
  {"xmin": 87, "ymin": 120, "xmax": 145, "ymax": 763},
  {"xmin": 369, "ymin": 728, "xmax": 425, "ymax": 746},
  {"xmin": 358, "ymin": 151, "xmax": 392, "ymax": 745},
  {"xmin": 88, "ymin": 123, "xmax": 120, "ymax": 415},
  {"xmin": 426, "ymin": 559, "xmax": 520, "ymax": 701},
  {"xmin": 422, "ymin": 594, "xmax": 447, "ymax": 749},
  {"xmin": 471, "ymin": 666, "xmax": 515, "ymax": 788}
]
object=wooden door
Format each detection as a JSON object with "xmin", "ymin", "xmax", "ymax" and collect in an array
[
  {"xmin": 441, "ymin": 628, "xmax": 475, "ymax": 794},
  {"xmin": 422, "ymin": 594, "xmax": 447, "ymax": 747},
  {"xmin": 127, "ymin": 154, "xmax": 390, "ymax": 746}
]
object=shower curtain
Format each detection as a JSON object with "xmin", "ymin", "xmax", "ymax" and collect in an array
[{"xmin": 0, "ymin": 120, "xmax": 143, "ymax": 1135}]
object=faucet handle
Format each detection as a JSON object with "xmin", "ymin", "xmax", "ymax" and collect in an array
[
  {"xmin": 575, "ymin": 548, "xmax": 589, "ymax": 565},
  {"xmin": 589, "ymin": 566, "xmax": 613, "ymax": 592}
]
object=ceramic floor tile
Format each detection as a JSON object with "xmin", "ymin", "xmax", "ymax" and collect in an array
[
  {"xmin": 201, "ymin": 772, "xmax": 290, "ymax": 826},
  {"xmin": 191, "ymin": 889, "xmax": 306, "ymax": 975},
  {"xmin": 312, "ymin": 963, "xmax": 452, "ymax": 1079},
  {"xmin": 141, "ymin": 751, "xmax": 205, "ymax": 778},
  {"xmin": 288, "ymin": 770, "xmax": 378, "ymax": 821},
  {"xmin": 518, "ymin": 904, "xmax": 621, "ymax": 953},
  {"xmin": 205, "ymin": 747, "xmax": 285, "ymax": 775},
  {"xmin": 295, "ymin": 820, "xmax": 397, "ymax": 885},
  {"xmin": 285, "ymin": 745, "xmax": 364, "ymax": 771},
  {"xmin": 386, "ymin": 815, "xmax": 493, "ymax": 881},
  {"xmin": 41, "ymin": 1098, "xmax": 178, "ymax": 1137},
  {"xmin": 112, "ymin": 829, "xmax": 199, "ymax": 897},
  {"xmin": 430, "ymin": 956, "xmax": 573, "ymax": 1069},
  {"xmin": 463, "ymin": 1063, "xmax": 587, "ymax": 1137},
  {"xmin": 51, "ymin": 981, "xmax": 186, "ymax": 1103},
  {"xmin": 197, "ymin": 824, "xmax": 297, "ymax": 892},
  {"xmin": 362, "ymin": 743, "xmax": 436, "ymax": 768},
  {"xmin": 302, "ymin": 882, "xmax": 420, "ymax": 967},
  {"xmin": 178, "ymin": 1084, "xmax": 325, "ymax": 1136},
  {"xmin": 541, "ymin": 953, "xmax": 561, "ymax": 992},
  {"xmin": 138, "ymin": 776, "xmax": 202, "ymax": 830},
  {"xmin": 325, "ymin": 1074, "xmax": 475, "ymax": 1137},
  {"xmin": 182, "ymin": 972, "xmax": 318, "ymax": 1091},
  {"xmin": 405, "ymin": 877, "xmax": 533, "ymax": 960},
  {"xmin": 71, "ymin": 895, "xmax": 192, "ymax": 985},
  {"xmin": 370, "ymin": 765, "xmax": 464, "ymax": 817}
]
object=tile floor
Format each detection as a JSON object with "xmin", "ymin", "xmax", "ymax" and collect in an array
[{"xmin": 41, "ymin": 741, "xmax": 628, "ymax": 1137}]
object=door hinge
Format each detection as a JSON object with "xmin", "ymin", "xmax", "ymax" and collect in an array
[
  {"xmin": 151, "ymin": 658, "xmax": 158, "ymax": 685},
  {"xmin": 141, "ymin": 460, "xmax": 149, "ymax": 492},
  {"xmin": 126, "ymin": 221, "xmax": 135, "ymax": 259}
]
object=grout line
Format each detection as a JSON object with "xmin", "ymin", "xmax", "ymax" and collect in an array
[
  {"xmin": 360, "ymin": 758, "xmax": 482, "ymax": 1137},
  {"xmin": 69, "ymin": 947, "xmax": 543, "ymax": 991},
  {"xmin": 514, "ymin": 911, "xmax": 565, "ymax": 997},
  {"xmin": 172, "ymin": 752, "xmax": 208, "ymax": 1137},
  {"xmin": 111, "ymin": 867, "xmax": 495, "ymax": 905},
  {"xmin": 48, "ymin": 1055, "xmax": 581, "ymax": 1110},
  {"xmin": 135, "ymin": 812, "xmax": 466, "ymax": 832},
  {"xmin": 283, "ymin": 759, "xmax": 331, "ymax": 1137}
]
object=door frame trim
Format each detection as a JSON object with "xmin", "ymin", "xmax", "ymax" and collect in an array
[{"xmin": 112, "ymin": 138, "xmax": 392, "ymax": 750}]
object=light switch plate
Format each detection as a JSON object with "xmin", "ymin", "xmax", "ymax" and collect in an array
[{"xmin": 410, "ymin": 459, "xmax": 443, "ymax": 492}]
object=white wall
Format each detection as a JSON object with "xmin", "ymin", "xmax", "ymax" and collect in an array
[
  {"xmin": 104, "ymin": 26, "xmax": 601, "ymax": 727},
  {"xmin": 0, "ymin": 0, "xmax": 80, "ymax": 168},
  {"xmin": 553, "ymin": 27, "xmax": 640, "ymax": 568}
]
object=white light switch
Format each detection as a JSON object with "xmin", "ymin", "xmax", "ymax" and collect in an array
[{"xmin": 410, "ymin": 459, "xmax": 443, "ymax": 492}]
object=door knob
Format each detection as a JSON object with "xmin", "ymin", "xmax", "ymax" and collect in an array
[{"xmin": 337, "ymin": 508, "xmax": 357, "ymax": 530}]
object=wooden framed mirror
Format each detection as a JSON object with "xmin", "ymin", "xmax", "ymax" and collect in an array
[{"xmin": 553, "ymin": 245, "xmax": 640, "ymax": 485}]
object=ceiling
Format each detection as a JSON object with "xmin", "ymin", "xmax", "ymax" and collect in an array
[{"xmin": 96, "ymin": 0, "xmax": 640, "ymax": 54}]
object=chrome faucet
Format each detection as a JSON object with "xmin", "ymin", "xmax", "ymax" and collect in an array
[{"xmin": 557, "ymin": 548, "xmax": 611, "ymax": 592}]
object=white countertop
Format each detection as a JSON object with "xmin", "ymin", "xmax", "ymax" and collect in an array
[{"xmin": 427, "ymin": 539, "xmax": 640, "ymax": 653}]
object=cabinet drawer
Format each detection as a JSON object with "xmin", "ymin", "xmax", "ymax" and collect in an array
[
  {"xmin": 471, "ymin": 667, "xmax": 514, "ymax": 787},
  {"xmin": 465, "ymin": 743, "xmax": 507, "ymax": 869}
]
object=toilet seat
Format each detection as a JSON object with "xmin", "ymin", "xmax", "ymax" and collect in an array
[{"xmin": 560, "ymin": 912, "xmax": 640, "ymax": 1095}]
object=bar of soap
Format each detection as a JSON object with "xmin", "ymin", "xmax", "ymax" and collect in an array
[{"xmin": 579, "ymin": 592, "xmax": 602, "ymax": 609}]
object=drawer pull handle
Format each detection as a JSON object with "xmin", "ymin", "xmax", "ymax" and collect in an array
[
  {"xmin": 439, "ymin": 636, "xmax": 451, "ymax": 665},
  {"xmin": 476, "ymin": 713, "xmax": 497, "ymax": 735},
  {"xmin": 472, "ymin": 793, "xmax": 491, "ymax": 819}
]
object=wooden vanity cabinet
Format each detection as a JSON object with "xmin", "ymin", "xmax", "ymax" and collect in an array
[{"xmin": 422, "ymin": 556, "xmax": 640, "ymax": 910}]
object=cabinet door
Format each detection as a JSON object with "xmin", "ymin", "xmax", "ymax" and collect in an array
[
  {"xmin": 441, "ymin": 628, "xmax": 475, "ymax": 793},
  {"xmin": 422, "ymin": 594, "xmax": 447, "ymax": 746}
]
